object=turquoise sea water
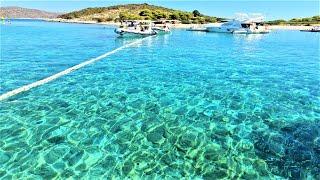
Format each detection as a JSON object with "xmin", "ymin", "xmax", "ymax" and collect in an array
[{"xmin": 0, "ymin": 20, "xmax": 319, "ymax": 179}]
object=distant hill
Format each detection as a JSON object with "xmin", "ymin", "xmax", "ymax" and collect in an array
[
  {"xmin": 58, "ymin": 3, "xmax": 221, "ymax": 24},
  {"xmin": 267, "ymin": 16, "xmax": 320, "ymax": 25},
  {"xmin": 0, "ymin": 6, "xmax": 59, "ymax": 19}
]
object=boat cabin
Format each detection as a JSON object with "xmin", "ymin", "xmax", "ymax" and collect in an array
[{"xmin": 120, "ymin": 20, "xmax": 153, "ymax": 31}]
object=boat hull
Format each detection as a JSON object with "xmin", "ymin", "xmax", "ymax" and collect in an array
[
  {"xmin": 187, "ymin": 28, "xmax": 207, "ymax": 32},
  {"xmin": 233, "ymin": 29, "xmax": 271, "ymax": 34},
  {"xmin": 115, "ymin": 28, "xmax": 157, "ymax": 36},
  {"xmin": 152, "ymin": 27, "xmax": 171, "ymax": 33},
  {"xmin": 206, "ymin": 27, "xmax": 238, "ymax": 33},
  {"xmin": 300, "ymin": 30, "xmax": 320, "ymax": 32},
  {"xmin": 207, "ymin": 27, "xmax": 270, "ymax": 34}
]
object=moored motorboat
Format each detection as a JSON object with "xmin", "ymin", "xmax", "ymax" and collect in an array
[
  {"xmin": 300, "ymin": 26, "xmax": 320, "ymax": 32},
  {"xmin": 115, "ymin": 20, "xmax": 157, "ymax": 36},
  {"xmin": 233, "ymin": 22, "xmax": 271, "ymax": 34},
  {"xmin": 152, "ymin": 21, "xmax": 171, "ymax": 33},
  {"xmin": 207, "ymin": 14, "xmax": 270, "ymax": 34},
  {"xmin": 206, "ymin": 20, "xmax": 242, "ymax": 33}
]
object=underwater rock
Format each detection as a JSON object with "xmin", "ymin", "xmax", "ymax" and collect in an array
[
  {"xmin": 314, "ymin": 137, "xmax": 320, "ymax": 154},
  {"xmin": 61, "ymin": 168, "xmax": 74, "ymax": 178},
  {"xmin": 176, "ymin": 132, "xmax": 198, "ymax": 152},
  {"xmin": 110, "ymin": 123, "xmax": 122, "ymax": 133},
  {"xmin": 253, "ymin": 159, "xmax": 270, "ymax": 177},
  {"xmin": 126, "ymin": 87, "xmax": 140, "ymax": 94},
  {"xmin": 0, "ymin": 151, "xmax": 11, "ymax": 164},
  {"xmin": 146, "ymin": 126, "xmax": 166, "ymax": 144},
  {"xmin": 229, "ymin": 101, "xmax": 242, "ymax": 110},
  {"xmin": 147, "ymin": 131, "xmax": 163, "ymax": 144},
  {"xmin": 145, "ymin": 102, "xmax": 160, "ymax": 114},
  {"xmin": 161, "ymin": 153, "xmax": 174, "ymax": 166},
  {"xmin": 186, "ymin": 149, "xmax": 200, "ymax": 160},
  {"xmin": 52, "ymin": 162, "xmax": 66, "ymax": 171},
  {"xmin": 187, "ymin": 108, "xmax": 197, "ymax": 118},
  {"xmin": 293, "ymin": 126, "xmax": 318, "ymax": 146},
  {"xmin": 63, "ymin": 148, "xmax": 84, "ymax": 166},
  {"xmin": 237, "ymin": 112, "xmax": 247, "ymax": 121},
  {"xmin": 203, "ymin": 143, "xmax": 221, "ymax": 161},
  {"xmin": 32, "ymin": 165, "xmax": 57, "ymax": 179},
  {"xmin": 0, "ymin": 170, "xmax": 6, "ymax": 177},
  {"xmin": 55, "ymin": 99, "xmax": 70, "ymax": 108},
  {"xmin": 99, "ymin": 156, "xmax": 116, "ymax": 169},
  {"xmin": 44, "ymin": 151, "xmax": 60, "ymax": 164},
  {"xmin": 253, "ymin": 121, "xmax": 320, "ymax": 178},
  {"xmin": 203, "ymin": 168, "xmax": 228, "ymax": 180},
  {"xmin": 288, "ymin": 166, "xmax": 302, "ymax": 179},
  {"xmin": 269, "ymin": 143, "xmax": 285, "ymax": 157},
  {"xmin": 115, "ymin": 131, "xmax": 133, "ymax": 144},
  {"xmin": 160, "ymin": 97, "xmax": 173, "ymax": 106},
  {"xmin": 129, "ymin": 99, "xmax": 144, "ymax": 109},
  {"xmin": 75, "ymin": 163, "xmax": 86, "ymax": 171},
  {"xmin": 238, "ymin": 139, "xmax": 254, "ymax": 152},
  {"xmin": 289, "ymin": 144, "xmax": 312, "ymax": 163},
  {"xmin": 222, "ymin": 117, "xmax": 230, "ymax": 123},
  {"xmin": 213, "ymin": 125, "xmax": 231, "ymax": 137},
  {"xmin": 241, "ymin": 170, "xmax": 258, "ymax": 179},
  {"xmin": 174, "ymin": 106, "xmax": 188, "ymax": 116},
  {"xmin": 132, "ymin": 151, "xmax": 156, "ymax": 173},
  {"xmin": 47, "ymin": 136, "xmax": 65, "ymax": 144},
  {"xmin": 122, "ymin": 160, "xmax": 134, "ymax": 175}
]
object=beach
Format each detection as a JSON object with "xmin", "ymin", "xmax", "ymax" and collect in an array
[{"xmin": 45, "ymin": 18, "xmax": 319, "ymax": 30}]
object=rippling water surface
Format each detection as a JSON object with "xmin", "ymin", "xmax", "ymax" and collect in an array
[{"xmin": 0, "ymin": 20, "xmax": 319, "ymax": 179}]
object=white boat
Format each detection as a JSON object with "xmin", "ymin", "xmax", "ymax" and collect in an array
[
  {"xmin": 152, "ymin": 25, "xmax": 170, "ymax": 33},
  {"xmin": 233, "ymin": 21, "xmax": 271, "ymax": 34},
  {"xmin": 152, "ymin": 21, "xmax": 171, "ymax": 33},
  {"xmin": 207, "ymin": 14, "xmax": 270, "ymax": 34},
  {"xmin": 300, "ymin": 26, "xmax": 320, "ymax": 32},
  {"xmin": 115, "ymin": 20, "xmax": 157, "ymax": 36},
  {"xmin": 207, "ymin": 20, "xmax": 242, "ymax": 33}
]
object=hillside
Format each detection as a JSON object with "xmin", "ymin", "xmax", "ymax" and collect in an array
[
  {"xmin": 0, "ymin": 6, "xmax": 59, "ymax": 19},
  {"xmin": 58, "ymin": 3, "xmax": 220, "ymax": 24},
  {"xmin": 267, "ymin": 16, "xmax": 320, "ymax": 25}
]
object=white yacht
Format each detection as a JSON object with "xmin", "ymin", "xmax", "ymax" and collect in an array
[
  {"xmin": 207, "ymin": 14, "xmax": 270, "ymax": 34},
  {"xmin": 114, "ymin": 20, "xmax": 157, "ymax": 36},
  {"xmin": 207, "ymin": 20, "xmax": 242, "ymax": 33}
]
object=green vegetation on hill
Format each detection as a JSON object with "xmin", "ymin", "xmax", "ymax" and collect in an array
[
  {"xmin": 267, "ymin": 16, "xmax": 320, "ymax": 25},
  {"xmin": 58, "ymin": 3, "xmax": 219, "ymax": 24}
]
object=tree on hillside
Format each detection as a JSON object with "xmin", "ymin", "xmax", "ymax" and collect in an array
[
  {"xmin": 169, "ymin": 13, "xmax": 179, "ymax": 20},
  {"xmin": 192, "ymin": 10, "xmax": 201, "ymax": 17},
  {"xmin": 312, "ymin": 16, "xmax": 320, "ymax": 21},
  {"xmin": 139, "ymin": 9, "xmax": 152, "ymax": 16}
]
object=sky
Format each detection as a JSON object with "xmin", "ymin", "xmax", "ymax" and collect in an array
[{"xmin": 1, "ymin": 0, "xmax": 319, "ymax": 20}]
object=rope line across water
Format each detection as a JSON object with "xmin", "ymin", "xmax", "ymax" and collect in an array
[{"xmin": 0, "ymin": 36, "xmax": 152, "ymax": 101}]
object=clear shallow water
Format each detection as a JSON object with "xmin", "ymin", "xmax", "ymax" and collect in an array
[
  {"xmin": 0, "ymin": 20, "xmax": 320, "ymax": 179},
  {"xmin": 0, "ymin": 19, "xmax": 135, "ymax": 94}
]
